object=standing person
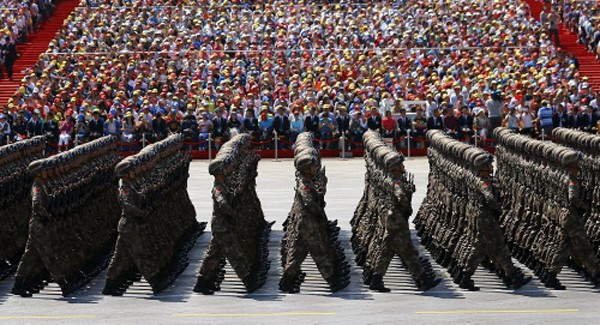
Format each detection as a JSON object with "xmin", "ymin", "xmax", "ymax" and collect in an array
[
  {"xmin": 367, "ymin": 107, "xmax": 382, "ymax": 134},
  {"xmin": 519, "ymin": 106, "xmax": 535, "ymax": 137},
  {"xmin": 0, "ymin": 114, "xmax": 10, "ymax": 144},
  {"xmin": 426, "ymin": 109, "xmax": 444, "ymax": 132},
  {"xmin": 504, "ymin": 108, "xmax": 520, "ymax": 132},
  {"xmin": 349, "ymin": 111, "xmax": 368, "ymax": 149},
  {"xmin": 396, "ymin": 108, "xmax": 412, "ymax": 137},
  {"xmin": 318, "ymin": 112, "xmax": 335, "ymax": 149},
  {"xmin": 548, "ymin": 9, "xmax": 560, "ymax": 45},
  {"xmin": 473, "ymin": 107, "xmax": 489, "ymax": 142},
  {"xmin": 27, "ymin": 110, "xmax": 44, "ymax": 137},
  {"xmin": 382, "ymin": 110, "xmax": 397, "ymax": 139},
  {"xmin": 3, "ymin": 37, "xmax": 17, "ymax": 81},
  {"xmin": 536, "ymin": 100, "xmax": 554, "ymax": 137},
  {"xmin": 13, "ymin": 115, "xmax": 27, "ymax": 141},
  {"xmin": 289, "ymin": 110, "xmax": 304, "ymax": 143},
  {"xmin": 242, "ymin": 109, "xmax": 259, "ymax": 141},
  {"xmin": 43, "ymin": 110, "xmax": 59, "ymax": 145},
  {"xmin": 457, "ymin": 106, "xmax": 474, "ymax": 141},
  {"xmin": 212, "ymin": 109, "xmax": 229, "ymax": 148},
  {"xmin": 552, "ymin": 104, "xmax": 569, "ymax": 128},
  {"xmin": 486, "ymin": 90, "xmax": 503, "ymax": 138}
]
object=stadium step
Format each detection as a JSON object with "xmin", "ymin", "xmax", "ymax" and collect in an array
[
  {"xmin": 525, "ymin": 0, "xmax": 600, "ymax": 92},
  {"xmin": 0, "ymin": 0, "xmax": 81, "ymax": 106}
]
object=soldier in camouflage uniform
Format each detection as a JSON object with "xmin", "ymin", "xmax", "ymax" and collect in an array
[
  {"xmin": 12, "ymin": 136, "xmax": 121, "ymax": 297},
  {"xmin": 415, "ymin": 130, "xmax": 530, "ymax": 291},
  {"xmin": 194, "ymin": 134, "xmax": 273, "ymax": 295},
  {"xmin": 495, "ymin": 127, "xmax": 600, "ymax": 289},
  {"xmin": 104, "ymin": 134, "xmax": 204, "ymax": 295},
  {"xmin": 353, "ymin": 130, "xmax": 440, "ymax": 292},
  {"xmin": 279, "ymin": 132, "xmax": 350, "ymax": 293},
  {"xmin": 0, "ymin": 136, "xmax": 45, "ymax": 281}
]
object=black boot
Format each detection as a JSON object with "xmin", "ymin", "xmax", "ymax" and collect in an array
[
  {"xmin": 510, "ymin": 271, "xmax": 532, "ymax": 290},
  {"xmin": 12, "ymin": 276, "xmax": 33, "ymax": 298},
  {"xmin": 243, "ymin": 274, "xmax": 261, "ymax": 293},
  {"xmin": 416, "ymin": 274, "xmax": 442, "ymax": 291},
  {"xmin": 459, "ymin": 274, "xmax": 479, "ymax": 291},
  {"xmin": 279, "ymin": 275, "xmax": 300, "ymax": 293},
  {"xmin": 193, "ymin": 276, "xmax": 215, "ymax": 295},
  {"xmin": 369, "ymin": 273, "xmax": 390, "ymax": 292}
]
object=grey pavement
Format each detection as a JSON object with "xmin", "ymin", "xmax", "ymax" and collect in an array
[{"xmin": 0, "ymin": 157, "xmax": 598, "ymax": 324}]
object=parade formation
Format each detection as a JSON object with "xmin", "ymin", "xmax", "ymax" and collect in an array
[
  {"xmin": 0, "ymin": 136, "xmax": 45, "ymax": 281},
  {"xmin": 280, "ymin": 132, "xmax": 349, "ymax": 293},
  {"xmin": 12, "ymin": 136, "xmax": 121, "ymax": 297},
  {"xmin": 495, "ymin": 127, "xmax": 600, "ymax": 289},
  {"xmin": 103, "ymin": 134, "xmax": 204, "ymax": 296},
  {"xmin": 415, "ymin": 130, "xmax": 531, "ymax": 291},
  {"xmin": 352, "ymin": 130, "xmax": 439, "ymax": 292},
  {"xmin": 0, "ymin": 129, "xmax": 600, "ymax": 298},
  {"xmin": 194, "ymin": 134, "xmax": 273, "ymax": 295}
]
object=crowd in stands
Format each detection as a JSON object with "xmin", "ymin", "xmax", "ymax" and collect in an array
[
  {"xmin": 1, "ymin": 1, "xmax": 55, "ymax": 80},
  {"xmin": 1, "ymin": 0, "xmax": 599, "ymax": 151},
  {"xmin": 556, "ymin": 0, "xmax": 600, "ymax": 61}
]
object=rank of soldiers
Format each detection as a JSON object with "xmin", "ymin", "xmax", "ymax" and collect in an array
[
  {"xmin": 103, "ymin": 134, "xmax": 205, "ymax": 295},
  {"xmin": 279, "ymin": 132, "xmax": 350, "ymax": 293},
  {"xmin": 352, "ymin": 130, "xmax": 440, "ymax": 292},
  {"xmin": 194, "ymin": 134, "xmax": 273, "ymax": 295},
  {"xmin": 415, "ymin": 130, "xmax": 530, "ymax": 291},
  {"xmin": 552, "ymin": 128, "xmax": 600, "ymax": 267},
  {"xmin": 0, "ymin": 136, "xmax": 46, "ymax": 281},
  {"xmin": 495, "ymin": 127, "xmax": 600, "ymax": 289},
  {"xmin": 12, "ymin": 136, "xmax": 122, "ymax": 297}
]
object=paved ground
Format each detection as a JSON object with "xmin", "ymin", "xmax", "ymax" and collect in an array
[{"xmin": 0, "ymin": 157, "xmax": 598, "ymax": 324}]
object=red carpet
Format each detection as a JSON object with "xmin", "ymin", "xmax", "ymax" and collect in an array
[
  {"xmin": 525, "ymin": 0, "xmax": 600, "ymax": 91},
  {"xmin": 0, "ymin": 0, "xmax": 81, "ymax": 106}
]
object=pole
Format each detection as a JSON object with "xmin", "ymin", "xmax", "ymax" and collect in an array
[
  {"xmin": 273, "ymin": 130, "xmax": 279, "ymax": 162},
  {"xmin": 406, "ymin": 131, "xmax": 411, "ymax": 159},
  {"xmin": 474, "ymin": 133, "xmax": 478, "ymax": 147},
  {"xmin": 341, "ymin": 131, "xmax": 347, "ymax": 161},
  {"xmin": 541, "ymin": 129, "xmax": 545, "ymax": 141},
  {"xmin": 208, "ymin": 133, "xmax": 212, "ymax": 163},
  {"xmin": 142, "ymin": 133, "xmax": 146, "ymax": 148}
]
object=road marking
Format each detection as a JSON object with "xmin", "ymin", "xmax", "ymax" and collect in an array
[
  {"xmin": 416, "ymin": 309, "xmax": 579, "ymax": 315},
  {"xmin": 0, "ymin": 315, "xmax": 96, "ymax": 320},
  {"xmin": 174, "ymin": 312, "xmax": 336, "ymax": 317}
]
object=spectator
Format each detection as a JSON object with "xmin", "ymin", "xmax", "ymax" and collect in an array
[
  {"xmin": 26, "ymin": 109, "xmax": 43, "ymax": 137},
  {"xmin": 443, "ymin": 108, "xmax": 458, "ymax": 138},
  {"xmin": 0, "ymin": 113, "xmax": 10, "ymax": 144},
  {"xmin": 152, "ymin": 112, "xmax": 167, "ymax": 141},
  {"xmin": 319, "ymin": 111, "xmax": 335, "ymax": 149},
  {"xmin": 553, "ymin": 103, "xmax": 569, "ymax": 128},
  {"xmin": 304, "ymin": 106, "xmax": 320, "ymax": 139},
  {"xmin": 427, "ymin": 109, "xmax": 444, "ymax": 132},
  {"xmin": 473, "ymin": 107, "xmax": 489, "ymax": 140},
  {"xmin": 227, "ymin": 110, "xmax": 242, "ymax": 137},
  {"xmin": 504, "ymin": 108, "xmax": 521, "ymax": 132},
  {"xmin": 349, "ymin": 111, "xmax": 368, "ymax": 149},
  {"xmin": 74, "ymin": 113, "xmax": 88, "ymax": 143},
  {"xmin": 457, "ymin": 106, "xmax": 474, "ymax": 141},
  {"xmin": 181, "ymin": 112, "xmax": 199, "ymax": 142},
  {"xmin": 258, "ymin": 111, "xmax": 273, "ymax": 148},
  {"xmin": 537, "ymin": 100, "xmax": 554, "ymax": 136},
  {"xmin": 519, "ymin": 107, "xmax": 536, "ymax": 137},
  {"xmin": 58, "ymin": 115, "xmax": 74, "ymax": 150},
  {"xmin": 272, "ymin": 106, "xmax": 290, "ymax": 147},
  {"xmin": 212, "ymin": 109, "xmax": 229, "ymax": 147},
  {"xmin": 367, "ymin": 107, "xmax": 382, "ymax": 134},
  {"xmin": 2, "ymin": 37, "xmax": 17, "ymax": 80},
  {"xmin": 43, "ymin": 110, "xmax": 59, "ymax": 144},
  {"xmin": 103, "ymin": 113, "xmax": 120, "ymax": 136},
  {"xmin": 382, "ymin": 110, "xmax": 397, "ymax": 139},
  {"xmin": 243, "ymin": 109, "xmax": 259, "ymax": 140},
  {"xmin": 121, "ymin": 112, "xmax": 136, "ymax": 143},
  {"xmin": 397, "ymin": 109, "xmax": 412, "ymax": 137},
  {"xmin": 289, "ymin": 109, "xmax": 304, "ymax": 143},
  {"xmin": 88, "ymin": 109, "xmax": 104, "ymax": 140}
]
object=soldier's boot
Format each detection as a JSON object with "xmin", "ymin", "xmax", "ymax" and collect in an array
[
  {"xmin": 298, "ymin": 272, "xmax": 307, "ymax": 282},
  {"xmin": 327, "ymin": 274, "xmax": 350, "ymax": 293},
  {"xmin": 102, "ymin": 279, "xmax": 122, "ymax": 296},
  {"xmin": 362, "ymin": 267, "xmax": 373, "ymax": 285},
  {"xmin": 369, "ymin": 273, "xmax": 390, "ymax": 292},
  {"xmin": 458, "ymin": 273, "xmax": 479, "ymax": 291},
  {"xmin": 279, "ymin": 274, "xmax": 300, "ymax": 293},
  {"xmin": 11, "ymin": 276, "xmax": 33, "ymax": 298},
  {"xmin": 416, "ymin": 274, "xmax": 442, "ymax": 291},
  {"xmin": 242, "ymin": 274, "xmax": 262, "ymax": 293},
  {"xmin": 509, "ymin": 270, "xmax": 532, "ymax": 290},
  {"xmin": 193, "ymin": 276, "xmax": 215, "ymax": 295},
  {"xmin": 544, "ymin": 272, "xmax": 566, "ymax": 290}
]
